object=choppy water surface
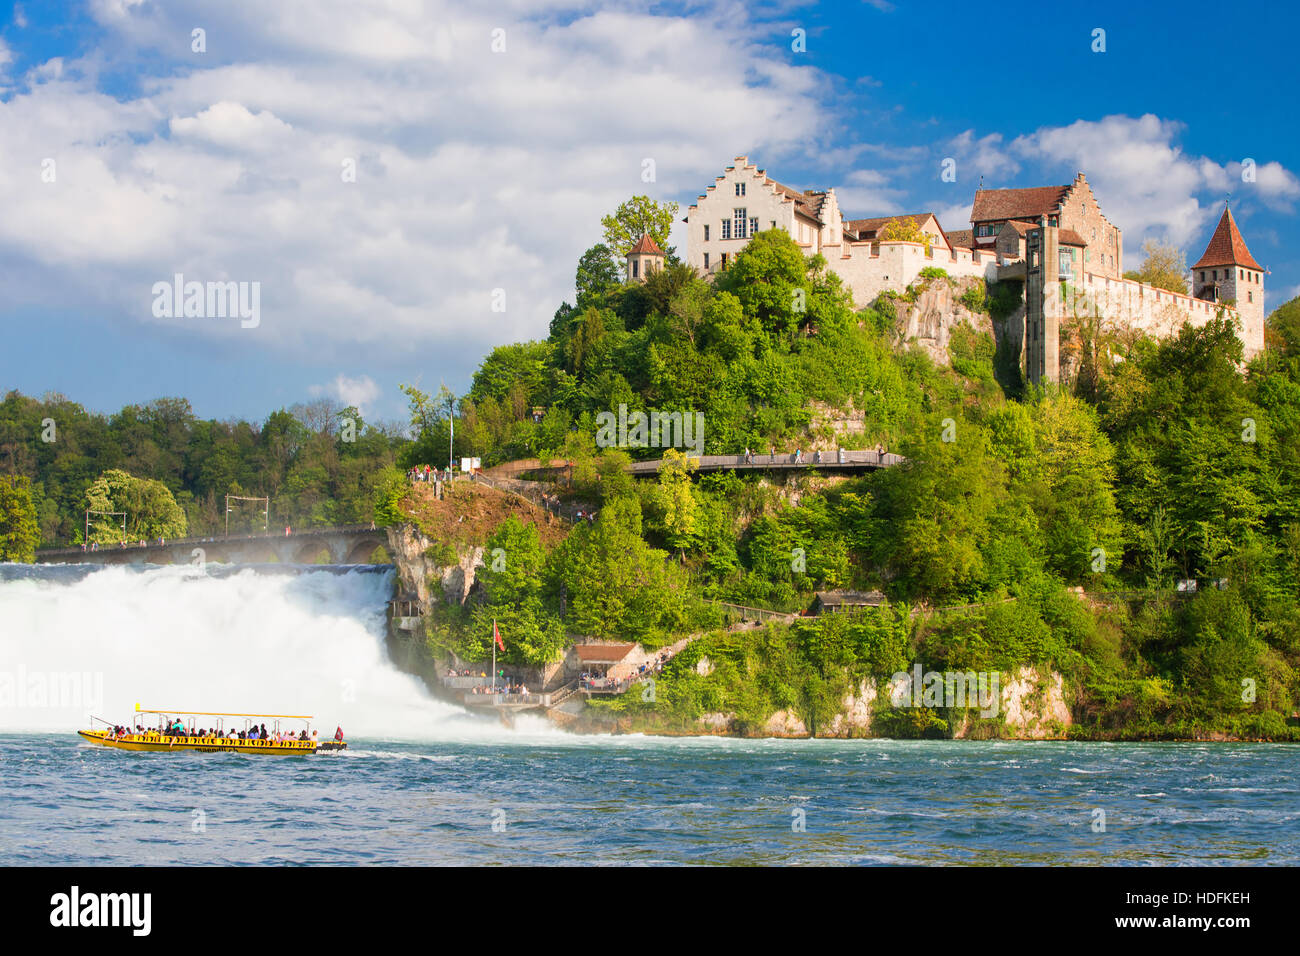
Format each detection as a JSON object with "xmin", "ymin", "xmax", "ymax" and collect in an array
[
  {"xmin": 2, "ymin": 735, "xmax": 1294, "ymax": 865},
  {"xmin": 3, "ymin": 563, "xmax": 1294, "ymax": 865}
]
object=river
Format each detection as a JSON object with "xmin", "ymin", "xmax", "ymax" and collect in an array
[{"xmin": 2, "ymin": 563, "xmax": 1295, "ymax": 865}]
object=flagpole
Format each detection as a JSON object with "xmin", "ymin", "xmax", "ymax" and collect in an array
[{"xmin": 492, "ymin": 617, "xmax": 497, "ymax": 695}]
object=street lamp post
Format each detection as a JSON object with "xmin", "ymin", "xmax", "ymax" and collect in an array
[
  {"xmin": 85, "ymin": 509, "xmax": 126, "ymax": 547},
  {"xmin": 448, "ymin": 391, "xmax": 455, "ymax": 477},
  {"xmin": 225, "ymin": 495, "xmax": 270, "ymax": 536}
]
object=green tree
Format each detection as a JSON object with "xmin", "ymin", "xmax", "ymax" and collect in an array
[
  {"xmin": 1123, "ymin": 238, "xmax": 1189, "ymax": 294},
  {"xmin": 0, "ymin": 474, "xmax": 40, "ymax": 561},
  {"xmin": 574, "ymin": 244, "xmax": 622, "ymax": 308},
  {"xmin": 600, "ymin": 195, "xmax": 680, "ymax": 257},
  {"xmin": 84, "ymin": 469, "xmax": 187, "ymax": 542},
  {"xmin": 646, "ymin": 449, "xmax": 699, "ymax": 556}
]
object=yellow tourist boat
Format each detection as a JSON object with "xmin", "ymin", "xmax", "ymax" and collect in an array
[{"xmin": 78, "ymin": 705, "xmax": 347, "ymax": 754}]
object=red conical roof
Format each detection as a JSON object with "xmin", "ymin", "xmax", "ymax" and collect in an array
[
  {"xmin": 627, "ymin": 234, "xmax": 664, "ymax": 256},
  {"xmin": 1192, "ymin": 205, "xmax": 1262, "ymax": 271}
]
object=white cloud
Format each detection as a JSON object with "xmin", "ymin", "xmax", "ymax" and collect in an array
[
  {"xmin": 932, "ymin": 201, "xmax": 972, "ymax": 233},
  {"xmin": 0, "ymin": 1, "xmax": 837, "ymax": 368},
  {"xmin": 945, "ymin": 129, "xmax": 1020, "ymax": 183},
  {"xmin": 169, "ymin": 101, "xmax": 293, "ymax": 149},
  {"xmin": 835, "ymin": 168, "xmax": 907, "ymax": 217},
  {"xmin": 1005, "ymin": 114, "xmax": 1296, "ymax": 270},
  {"xmin": 309, "ymin": 373, "xmax": 380, "ymax": 414}
]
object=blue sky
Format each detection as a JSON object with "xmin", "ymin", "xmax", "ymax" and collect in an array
[{"xmin": 0, "ymin": 0, "xmax": 1295, "ymax": 427}]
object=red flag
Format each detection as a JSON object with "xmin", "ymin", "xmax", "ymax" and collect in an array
[{"xmin": 494, "ymin": 619, "xmax": 505, "ymax": 652}]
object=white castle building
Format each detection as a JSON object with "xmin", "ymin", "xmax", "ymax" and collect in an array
[{"xmin": 685, "ymin": 156, "xmax": 1266, "ymax": 384}]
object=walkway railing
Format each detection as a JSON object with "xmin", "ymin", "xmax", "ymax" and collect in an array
[
  {"xmin": 36, "ymin": 523, "xmax": 382, "ymax": 559},
  {"xmin": 466, "ymin": 472, "xmax": 586, "ymax": 523},
  {"xmin": 626, "ymin": 449, "xmax": 904, "ymax": 476},
  {"xmin": 710, "ymin": 600, "xmax": 798, "ymax": 623}
]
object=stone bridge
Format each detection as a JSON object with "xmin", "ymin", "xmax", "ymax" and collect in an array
[{"xmin": 34, "ymin": 524, "xmax": 393, "ymax": 566}]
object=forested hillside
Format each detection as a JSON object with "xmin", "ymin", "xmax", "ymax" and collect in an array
[{"xmin": 0, "ymin": 394, "xmax": 405, "ymax": 546}]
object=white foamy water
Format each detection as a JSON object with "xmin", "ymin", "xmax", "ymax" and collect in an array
[{"xmin": 0, "ymin": 563, "xmax": 558, "ymax": 740}]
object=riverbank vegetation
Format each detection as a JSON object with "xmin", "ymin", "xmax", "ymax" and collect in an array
[
  {"xmin": 405, "ymin": 226, "xmax": 1300, "ymax": 740},
  {"xmin": 6, "ymin": 205, "xmax": 1300, "ymax": 739},
  {"xmin": 0, "ymin": 394, "xmax": 405, "ymax": 544}
]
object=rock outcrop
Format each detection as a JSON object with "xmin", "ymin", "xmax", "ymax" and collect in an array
[{"xmin": 384, "ymin": 522, "xmax": 484, "ymax": 608}]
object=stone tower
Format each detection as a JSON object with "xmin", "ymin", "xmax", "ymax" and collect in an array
[
  {"xmin": 1024, "ymin": 216, "xmax": 1061, "ymax": 386},
  {"xmin": 626, "ymin": 234, "xmax": 665, "ymax": 283},
  {"xmin": 1192, "ymin": 204, "xmax": 1265, "ymax": 347}
]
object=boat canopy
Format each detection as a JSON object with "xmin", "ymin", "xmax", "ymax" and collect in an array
[{"xmin": 134, "ymin": 704, "xmax": 314, "ymax": 719}]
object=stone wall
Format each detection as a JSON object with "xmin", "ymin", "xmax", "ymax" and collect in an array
[
  {"xmin": 831, "ymin": 239, "xmax": 1000, "ymax": 308},
  {"xmin": 1066, "ymin": 272, "xmax": 1260, "ymax": 356},
  {"xmin": 1057, "ymin": 173, "xmax": 1123, "ymax": 279}
]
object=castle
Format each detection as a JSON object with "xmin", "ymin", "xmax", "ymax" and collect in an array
[{"xmin": 683, "ymin": 156, "xmax": 1266, "ymax": 383}]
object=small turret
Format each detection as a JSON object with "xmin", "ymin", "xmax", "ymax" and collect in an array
[
  {"xmin": 625, "ymin": 234, "xmax": 665, "ymax": 283},
  {"xmin": 1191, "ymin": 204, "xmax": 1264, "ymax": 345}
]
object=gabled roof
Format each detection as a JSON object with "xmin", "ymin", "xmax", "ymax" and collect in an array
[
  {"xmin": 971, "ymin": 185, "xmax": 1069, "ymax": 223},
  {"xmin": 627, "ymin": 234, "xmax": 664, "ymax": 256},
  {"xmin": 769, "ymin": 180, "xmax": 826, "ymax": 222},
  {"xmin": 998, "ymin": 219, "xmax": 1085, "ymax": 247},
  {"xmin": 1000, "ymin": 219, "xmax": 1039, "ymax": 237},
  {"xmin": 944, "ymin": 228, "xmax": 976, "ymax": 250},
  {"xmin": 844, "ymin": 213, "xmax": 938, "ymax": 240},
  {"xmin": 1192, "ymin": 206, "xmax": 1263, "ymax": 271}
]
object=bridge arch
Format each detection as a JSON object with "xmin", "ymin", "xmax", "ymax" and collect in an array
[
  {"xmin": 293, "ymin": 540, "xmax": 334, "ymax": 564},
  {"xmin": 238, "ymin": 544, "xmax": 281, "ymax": 564},
  {"xmin": 344, "ymin": 537, "xmax": 389, "ymax": 564}
]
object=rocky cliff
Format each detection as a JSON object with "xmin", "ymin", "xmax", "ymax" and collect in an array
[{"xmin": 384, "ymin": 521, "xmax": 484, "ymax": 607}]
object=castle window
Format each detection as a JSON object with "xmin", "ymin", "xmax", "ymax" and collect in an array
[
  {"xmin": 721, "ymin": 219, "xmax": 731, "ymax": 240},
  {"xmin": 1248, "ymin": 291, "xmax": 1253, "ymax": 303},
  {"xmin": 751, "ymin": 217, "xmax": 759, "ymax": 236},
  {"xmin": 721, "ymin": 252, "xmax": 728, "ymax": 269},
  {"xmin": 1200, "ymin": 271, "xmax": 1206, "ymax": 282},
  {"xmin": 704, "ymin": 225, "xmax": 709, "ymax": 242},
  {"xmin": 735, "ymin": 182, "xmax": 746, "ymax": 197},
  {"xmin": 770, "ymin": 220, "xmax": 776, "ymax": 229},
  {"xmin": 734, "ymin": 208, "xmax": 748, "ymax": 239},
  {"xmin": 703, "ymin": 253, "xmax": 709, "ymax": 269}
]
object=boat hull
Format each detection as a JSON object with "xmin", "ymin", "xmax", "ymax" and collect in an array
[{"xmin": 76, "ymin": 729, "xmax": 342, "ymax": 754}]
